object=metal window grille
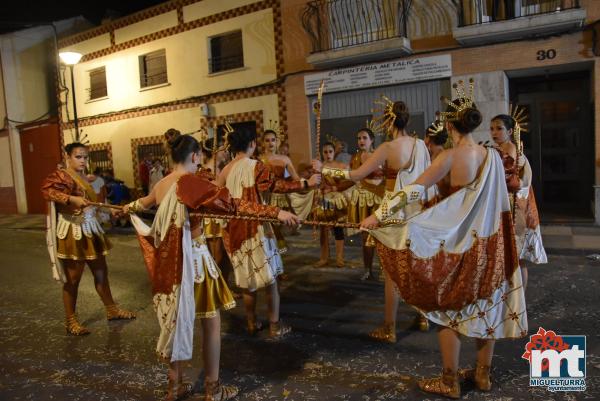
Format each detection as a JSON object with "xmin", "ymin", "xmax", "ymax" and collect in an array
[
  {"xmin": 139, "ymin": 49, "xmax": 168, "ymax": 88},
  {"xmin": 458, "ymin": 0, "xmax": 580, "ymax": 27},
  {"xmin": 87, "ymin": 67, "xmax": 107, "ymax": 100},
  {"xmin": 89, "ymin": 149, "xmax": 111, "ymax": 171},
  {"xmin": 209, "ymin": 31, "xmax": 244, "ymax": 73}
]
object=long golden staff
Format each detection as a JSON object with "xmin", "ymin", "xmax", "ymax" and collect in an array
[
  {"xmin": 510, "ymin": 104, "xmax": 528, "ymax": 221},
  {"xmin": 311, "ymin": 80, "xmax": 326, "ymax": 238}
]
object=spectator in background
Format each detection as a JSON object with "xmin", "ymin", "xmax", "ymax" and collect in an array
[
  {"xmin": 88, "ymin": 167, "xmax": 107, "ymax": 203},
  {"xmin": 138, "ymin": 154, "xmax": 151, "ymax": 195},
  {"xmin": 278, "ymin": 142, "xmax": 290, "ymax": 157},
  {"xmin": 334, "ymin": 141, "xmax": 351, "ymax": 165},
  {"xmin": 149, "ymin": 159, "xmax": 164, "ymax": 192}
]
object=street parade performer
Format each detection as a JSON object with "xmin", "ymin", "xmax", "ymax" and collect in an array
[
  {"xmin": 215, "ymin": 124, "xmax": 319, "ymax": 338},
  {"xmin": 314, "ymin": 100, "xmax": 434, "ymax": 342},
  {"xmin": 352, "ymin": 81, "xmax": 528, "ymax": 399},
  {"xmin": 125, "ymin": 133, "xmax": 299, "ymax": 401},
  {"xmin": 260, "ymin": 125, "xmax": 316, "ymax": 248},
  {"xmin": 490, "ymin": 111, "xmax": 547, "ymax": 291},
  {"xmin": 313, "ymin": 141, "xmax": 354, "ymax": 268},
  {"xmin": 347, "ymin": 126, "xmax": 385, "ymax": 281},
  {"xmin": 41, "ymin": 142, "xmax": 136, "ymax": 337}
]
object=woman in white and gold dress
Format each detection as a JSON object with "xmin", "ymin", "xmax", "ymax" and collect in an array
[
  {"xmin": 215, "ymin": 127, "xmax": 308, "ymax": 338},
  {"xmin": 314, "ymin": 101, "xmax": 433, "ymax": 343},
  {"xmin": 358, "ymin": 83, "xmax": 527, "ymax": 399}
]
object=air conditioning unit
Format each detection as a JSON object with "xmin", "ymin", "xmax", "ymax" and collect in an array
[{"xmin": 199, "ymin": 103, "xmax": 210, "ymax": 117}]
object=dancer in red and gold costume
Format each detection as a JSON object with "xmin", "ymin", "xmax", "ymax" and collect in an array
[
  {"xmin": 260, "ymin": 127, "xmax": 318, "ymax": 248},
  {"xmin": 313, "ymin": 141, "xmax": 354, "ymax": 268},
  {"xmin": 216, "ymin": 126, "xmax": 315, "ymax": 338},
  {"xmin": 347, "ymin": 128, "xmax": 385, "ymax": 281},
  {"xmin": 126, "ymin": 134, "xmax": 298, "ymax": 401},
  {"xmin": 358, "ymin": 81, "xmax": 527, "ymax": 399},
  {"xmin": 490, "ymin": 113, "xmax": 547, "ymax": 290},
  {"xmin": 42, "ymin": 142, "xmax": 136, "ymax": 336}
]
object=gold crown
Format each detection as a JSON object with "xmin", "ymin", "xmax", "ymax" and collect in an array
[
  {"xmin": 440, "ymin": 79, "xmax": 475, "ymax": 123},
  {"xmin": 264, "ymin": 119, "xmax": 285, "ymax": 144},
  {"xmin": 325, "ymin": 134, "xmax": 339, "ymax": 146},
  {"xmin": 426, "ymin": 112, "xmax": 445, "ymax": 137},
  {"xmin": 222, "ymin": 120, "xmax": 235, "ymax": 151},
  {"xmin": 371, "ymin": 94, "xmax": 396, "ymax": 133},
  {"xmin": 510, "ymin": 103, "xmax": 528, "ymax": 155}
]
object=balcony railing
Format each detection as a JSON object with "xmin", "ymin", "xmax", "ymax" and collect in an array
[
  {"xmin": 458, "ymin": 0, "xmax": 580, "ymax": 27},
  {"xmin": 302, "ymin": 0, "xmax": 412, "ymax": 53}
]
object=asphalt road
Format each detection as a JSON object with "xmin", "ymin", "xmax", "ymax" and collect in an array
[{"xmin": 0, "ymin": 226, "xmax": 598, "ymax": 400}]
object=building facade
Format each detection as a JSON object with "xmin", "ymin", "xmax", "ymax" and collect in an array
[
  {"xmin": 282, "ymin": 0, "xmax": 600, "ymax": 223},
  {"xmin": 57, "ymin": 0, "xmax": 287, "ymax": 192}
]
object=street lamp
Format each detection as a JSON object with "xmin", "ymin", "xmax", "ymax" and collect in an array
[{"xmin": 59, "ymin": 51, "xmax": 83, "ymax": 141}]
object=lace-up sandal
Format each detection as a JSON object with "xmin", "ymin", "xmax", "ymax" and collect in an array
[
  {"xmin": 368, "ymin": 322, "xmax": 396, "ymax": 343},
  {"xmin": 459, "ymin": 364, "xmax": 492, "ymax": 391},
  {"xmin": 204, "ymin": 379, "xmax": 239, "ymax": 401},
  {"xmin": 66, "ymin": 314, "xmax": 91, "ymax": 336},
  {"xmin": 268, "ymin": 320, "xmax": 292, "ymax": 339},
  {"xmin": 418, "ymin": 369, "xmax": 460, "ymax": 399},
  {"xmin": 106, "ymin": 304, "xmax": 136, "ymax": 320},
  {"xmin": 164, "ymin": 380, "xmax": 193, "ymax": 401}
]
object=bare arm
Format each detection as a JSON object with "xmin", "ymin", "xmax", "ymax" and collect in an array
[
  {"xmin": 137, "ymin": 188, "xmax": 157, "ymax": 209},
  {"xmin": 348, "ymin": 144, "xmax": 388, "ymax": 181},
  {"xmin": 413, "ymin": 149, "xmax": 453, "ymax": 189},
  {"xmin": 215, "ymin": 168, "xmax": 227, "ymax": 187},
  {"xmin": 285, "ymin": 157, "xmax": 301, "ymax": 181}
]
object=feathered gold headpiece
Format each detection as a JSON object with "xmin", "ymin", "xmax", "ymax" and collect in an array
[
  {"xmin": 371, "ymin": 94, "xmax": 396, "ymax": 133},
  {"xmin": 426, "ymin": 112, "xmax": 445, "ymax": 137},
  {"xmin": 440, "ymin": 79, "xmax": 475, "ymax": 123},
  {"xmin": 264, "ymin": 120, "xmax": 285, "ymax": 144},
  {"xmin": 222, "ymin": 120, "xmax": 235, "ymax": 151},
  {"xmin": 510, "ymin": 104, "xmax": 528, "ymax": 156}
]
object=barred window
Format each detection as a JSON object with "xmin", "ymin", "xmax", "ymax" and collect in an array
[
  {"xmin": 89, "ymin": 149, "xmax": 111, "ymax": 171},
  {"xmin": 139, "ymin": 49, "xmax": 168, "ymax": 88},
  {"xmin": 209, "ymin": 31, "xmax": 244, "ymax": 74}
]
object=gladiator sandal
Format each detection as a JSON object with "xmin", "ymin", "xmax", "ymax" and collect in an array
[
  {"xmin": 106, "ymin": 304, "xmax": 137, "ymax": 320},
  {"xmin": 164, "ymin": 379, "xmax": 193, "ymax": 401},
  {"xmin": 313, "ymin": 259, "xmax": 329, "ymax": 268},
  {"xmin": 65, "ymin": 314, "xmax": 91, "ymax": 336},
  {"xmin": 412, "ymin": 313, "xmax": 430, "ymax": 332},
  {"xmin": 459, "ymin": 364, "xmax": 492, "ymax": 391},
  {"xmin": 246, "ymin": 317, "xmax": 263, "ymax": 336},
  {"xmin": 269, "ymin": 320, "xmax": 292, "ymax": 339},
  {"xmin": 418, "ymin": 369, "xmax": 460, "ymax": 399},
  {"xmin": 368, "ymin": 322, "xmax": 396, "ymax": 344},
  {"xmin": 204, "ymin": 379, "xmax": 239, "ymax": 401}
]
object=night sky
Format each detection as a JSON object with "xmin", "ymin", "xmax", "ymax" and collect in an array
[{"xmin": 0, "ymin": 0, "xmax": 168, "ymax": 34}]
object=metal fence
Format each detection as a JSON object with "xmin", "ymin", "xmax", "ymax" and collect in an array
[
  {"xmin": 302, "ymin": 0, "xmax": 413, "ymax": 53},
  {"xmin": 457, "ymin": 0, "xmax": 580, "ymax": 27}
]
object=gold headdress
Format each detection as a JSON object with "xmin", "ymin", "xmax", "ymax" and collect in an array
[
  {"xmin": 510, "ymin": 104, "xmax": 528, "ymax": 156},
  {"xmin": 426, "ymin": 112, "xmax": 445, "ymax": 137},
  {"xmin": 222, "ymin": 120, "xmax": 235, "ymax": 151},
  {"xmin": 371, "ymin": 94, "xmax": 396, "ymax": 133},
  {"xmin": 264, "ymin": 119, "xmax": 285, "ymax": 144},
  {"xmin": 440, "ymin": 78, "xmax": 475, "ymax": 123}
]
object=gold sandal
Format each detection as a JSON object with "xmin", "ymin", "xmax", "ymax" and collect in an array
[
  {"xmin": 106, "ymin": 304, "xmax": 137, "ymax": 320},
  {"xmin": 313, "ymin": 259, "xmax": 329, "ymax": 268},
  {"xmin": 459, "ymin": 364, "xmax": 492, "ymax": 391},
  {"xmin": 66, "ymin": 314, "xmax": 91, "ymax": 336},
  {"xmin": 418, "ymin": 369, "xmax": 460, "ymax": 399},
  {"xmin": 204, "ymin": 379, "xmax": 239, "ymax": 401},
  {"xmin": 246, "ymin": 318, "xmax": 263, "ymax": 336},
  {"xmin": 368, "ymin": 323, "xmax": 396, "ymax": 343},
  {"xmin": 269, "ymin": 320, "xmax": 292, "ymax": 339},
  {"xmin": 164, "ymin": 380, "xmax": 193, "ymax": 401},
  {"xmin": 412, "ymin": 314, "xmax": 429, "ymax": 332}
]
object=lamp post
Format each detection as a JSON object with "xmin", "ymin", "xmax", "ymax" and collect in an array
[{"xmin": 59, "ymin": 51, "xmax": 83, "ymax": 141}]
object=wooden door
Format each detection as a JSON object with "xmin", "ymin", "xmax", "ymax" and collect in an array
[{"xmin": 19, "ymin": 121, "xmax": 62, "ymax": 214}]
